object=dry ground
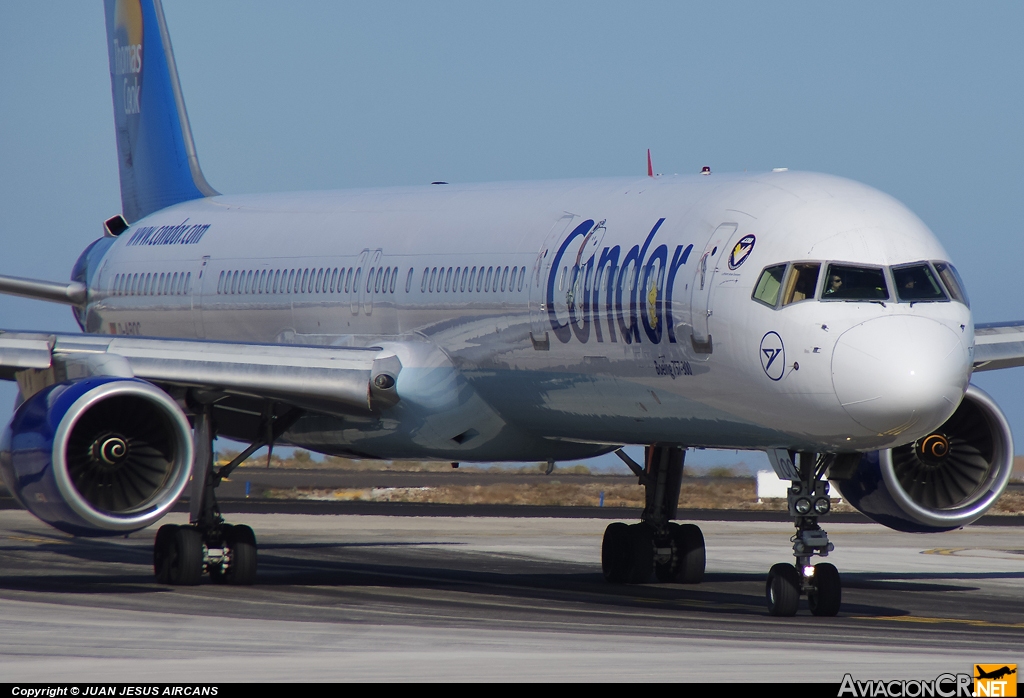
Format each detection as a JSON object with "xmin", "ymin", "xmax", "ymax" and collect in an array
[
  {"xmin": 263, "ymin": 479, "xmax": 869, "ymax": 512},
  {"xmin": 238, "ymin": 451, "xmax": 1024, "ymax": 513}
]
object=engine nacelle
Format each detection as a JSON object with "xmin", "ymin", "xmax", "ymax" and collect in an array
[
  {"xmin": 0, "ymin": 377, "xmax": 193, "ymax": 536},
  {"xmin": 836, "ymin": 385, "xmax": 1014, "ymax": 533}
]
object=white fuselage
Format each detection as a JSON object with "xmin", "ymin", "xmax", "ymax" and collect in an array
[{"xmin": 82, "ymin": 170, "xmax": 973, "ymax": 461}]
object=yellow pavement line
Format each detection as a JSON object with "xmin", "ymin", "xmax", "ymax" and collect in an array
[{"xmin": 856, "ymin": 615, "xmax": 1024, "ymax": 629}]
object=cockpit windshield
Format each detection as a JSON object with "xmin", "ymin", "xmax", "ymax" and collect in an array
[
  {"xmin": 751, "ymin": 259, "xmax": 969, "ymax": 309},
  {"xmin": 933, "ymin": 262, "xmax": 970, "ymax": 307},
  {"xmin": 781, "ymin": 263, "xmax": 820, "ymax": 306},
  {"xmin": 821, "ymin": 264, "xmax": 889, "ymax": 301},
  {"xmin": 892, "ymin": 263, "xmax": 947, "ymax": 302}
]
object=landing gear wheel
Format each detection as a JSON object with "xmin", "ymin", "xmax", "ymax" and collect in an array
[
  {"xmin": 223, "ymin": 524, "xmax": 258, "ymax": 585},
  {"xmin": 766, "ymin": 562, "xmax": 800, "ymax": 617},
  {"xmin": 654, "ymin": 523, "xmax": 705, "ymax": 583},
  {"xmin": 602, "ymin": 522, "xmax": 631, "ymax": 583},
  {"xmin": 602, "ymin": 522, "xmax": 653, "ymax": 584},
  {"xmin": 157, "ymin": 525, "xmax": 204, "ymax": 586},
  {"xmin": 672, "ymin": 523, "xmax": 705, "ymax": 584},
  {"xmin": 153, "ymin": 524, "xmax": 178, "ymax": 584},
  {"xmin": 808, "ymin": 562, "xmax": 841, "ymax": 617},
  {"xmin": 626, "ymin": 524, "xmax": 654, "ymax": 584}
]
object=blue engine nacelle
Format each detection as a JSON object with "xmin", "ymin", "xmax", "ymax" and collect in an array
[
  {"xmin": 836, "ymin": 385, "xmax": 1014, "ymax": 533},
  {"xmin": 0, "ymin": 377, "xmax": 193, "ymax": 536}
]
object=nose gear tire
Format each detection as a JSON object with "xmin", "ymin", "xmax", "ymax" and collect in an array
[
  {"xmin": 808, "ymin": 562, "xmax": 841, "ymax": 616},
  {"xmin": 766, "ymin": 562, "xmax": 800, "ymax": 617}
]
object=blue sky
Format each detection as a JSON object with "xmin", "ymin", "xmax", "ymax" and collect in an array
[{"xmin": 1, "ymin": 2, "xmax": 1022, "ymax": 473}]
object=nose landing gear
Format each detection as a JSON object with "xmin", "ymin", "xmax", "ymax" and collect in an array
[
  {"xmin": 601, "ymin": 446, "xmax": 706, "ymax": 585},
  {"xmin": 765, "ymin": 452, "xmax": 844, "ymax": 616}
]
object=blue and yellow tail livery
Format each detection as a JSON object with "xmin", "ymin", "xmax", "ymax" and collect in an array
[{"xmin": 104, "ymin": 0, "xmax": 216, "ymax": 222}]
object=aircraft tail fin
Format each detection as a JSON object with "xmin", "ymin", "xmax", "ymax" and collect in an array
[{"xmin": 103, "ymin": 0, "xmax": 217, "ymax": 223}]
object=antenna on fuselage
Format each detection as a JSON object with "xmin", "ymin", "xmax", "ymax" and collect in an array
[{"xmin": 647, "ymin": 149, "xmax": 654, "ymax": 178}]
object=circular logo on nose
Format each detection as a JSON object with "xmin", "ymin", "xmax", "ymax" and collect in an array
[
  {"xmin": 760, "ymin": 331, "xmax": 785, "ymax": 381},
  {"xmin": 728, "ymin": 234, "xmax": 756, "ymax": 270}
]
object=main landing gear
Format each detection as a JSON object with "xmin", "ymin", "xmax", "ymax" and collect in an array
[
  {"xmin": 601, "ymin": 446, "xmax": 705, "ymax": 585},
  {"xmin": 153, "ymin": 402, "xmax": 299, "ymax": 586},
  {"xmin": 765, "ymin": 452, "xmax": 845, "ymax": 617}
]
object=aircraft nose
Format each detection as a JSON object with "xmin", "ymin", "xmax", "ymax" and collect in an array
[{"xmin": 831, "ymin": 315, "xmax": 969, "ymax": 435}]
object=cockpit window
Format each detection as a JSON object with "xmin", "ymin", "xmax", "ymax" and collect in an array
[
  {"xmin": 821, "ymin": 264, "xmax": 889, "ymax": 301},
  {"xmin": 752, "ymin": 264, "xmax": 786, "ymax": 307},
  {"xmin": 892, "ymin": 263, "xmax": 947, "ymax": 302},
  {"xmin": 933, "ymin": 262, "xmax": 970, "ymax": 307},
  {"xmin": 781, "ymin": 263, "xmax": 820, "ymax": 306}
]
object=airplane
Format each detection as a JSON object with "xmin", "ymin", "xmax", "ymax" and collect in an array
[{"xmin": 1, "ymin": 0, "xmax": 1022, "ymax": 616}]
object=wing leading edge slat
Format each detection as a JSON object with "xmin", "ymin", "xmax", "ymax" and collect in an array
[{"xmin": 973, "ymin": 322, "xmax": 1024, "ymax": 372}]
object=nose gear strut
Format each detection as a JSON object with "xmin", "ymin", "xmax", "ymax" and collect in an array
[{"xmin": 766, "ymin": 451, "xmax": 844, "ymax": 616}]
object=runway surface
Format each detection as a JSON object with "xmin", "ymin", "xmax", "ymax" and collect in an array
[{"xmin": 1, "ymin": 509, "xmax": 1022, "ymax": 682}]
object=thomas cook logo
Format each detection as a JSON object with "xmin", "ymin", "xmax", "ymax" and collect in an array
[
  {"xmin": 760, "ymin": 331, "xmax": 785, "ymax": 381},
  {"xmin": 113, "ymin": 0, "xmax": 144, "ymax": 116},
  {"xmin": 975, "ymin": 665, "xmax": 1017, "ymax": 697},
  {"xmin": 728, "ymin": 234, "xmax": 755, "ymax": 270}
]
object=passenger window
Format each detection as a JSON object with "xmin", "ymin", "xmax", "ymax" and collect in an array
[
  {"xmin": 752, "ymin": 264, "xmax": 786, "ymax": 308},
  {"xmin": 892, "ymin": 263, "xmax": 947, "ymax": 302},
  {"xmin": 933, "ymin": 262, "xmax": 969, "ymax": 307},
  {"xmin": 406, "ymin": 268, "xmax": 414, "ymax": 293},
  {"xmin": 822, "ymin": 264, "xmax": 889, "ymax": 301},
  {"xmin": 519, "ymin": 266, "xmax": 526, "ymax": 292},
  {"xmin": 781, "ymin": 263, "xmax": 820, "ymax": 306}
]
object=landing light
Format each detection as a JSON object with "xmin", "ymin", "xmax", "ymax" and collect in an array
[
  {"xmin": 795, "ymin": 498, "xmax": 812, "ymax": 515},
  {"xmin": 803, "ymin": 566, "xmax": 815, "ymax": 577},
  {"xmin": 813, "ymin": 498, "xmax": 831, "ymax": 515}
]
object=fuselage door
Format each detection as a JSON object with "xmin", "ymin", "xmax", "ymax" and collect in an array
[
  {"xmin": 529, "ymin": 214, "xmax": 577, "ymax": 349},
  {"xmin": 689, "ymin": 223, "xmax": 736, "ymax": 354},
  {"xmin": 363, "ymin": 249, "xmax": 382, "ymax": 315},
  {"xmin": 193, "ymin": 255, "xmax": 210, "ymax": 338},
  {"xmin": 351, "ymin": 249, "xmax": 369, "ymax": 315}
]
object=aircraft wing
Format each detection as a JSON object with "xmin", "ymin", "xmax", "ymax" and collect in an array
[
  {"xmin": 0, "ymin": 330, "xmax": 401, "ymax": 414},
  {"xmin": 973, "ymin": 322, "xmax": 1024, "ymax": 372}
]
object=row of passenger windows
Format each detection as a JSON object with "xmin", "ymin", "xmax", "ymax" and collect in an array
[
  {"xmin": 111, "ymin": 271, "xmax": 191, "ymax": 297},
  {"xmin": 420, "ymin": 265, "xmax": 527, "ymax": 294},
  {"xmin": 752, "ymin": 260, "xmax": 969, "ymax": 309},
  {"xmin": 216, "ymin": 266, "xmax": 402, "ymax": 296},
  {"xmin": 111, "ymin": 264, "xmax": 532, "ymax": 299}
]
